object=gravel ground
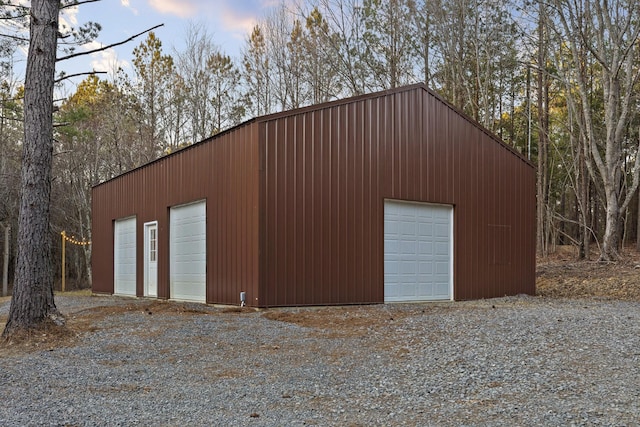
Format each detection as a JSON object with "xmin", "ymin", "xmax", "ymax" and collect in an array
[{"xmin": 1, "ymin": 294, "xmax": 639, "ymax": 426}]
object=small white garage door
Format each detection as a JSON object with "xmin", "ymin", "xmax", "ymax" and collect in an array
[
  {"xmin": 114, "ymin": 216, "xmax": 137, "ymax": 296},
  {"xmin": 170, "ymin": 200, "xmax": 206, "ymax": 302},
  {"xmin": 384, "ymin": 200, "xmax": 453, "ymax": 302}
]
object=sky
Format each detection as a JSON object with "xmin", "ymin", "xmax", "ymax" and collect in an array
[{"xmin": 53, "ymin": 0, "xmax": 279, "ymax": 91}]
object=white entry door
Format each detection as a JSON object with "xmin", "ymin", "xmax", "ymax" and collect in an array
[
  {"xmin": 384, "ymin": 200, "xmax": 453, "ymax": 302},
  {"xmin": 144, "ymin": 221, "xmax": 158, "ymax": 297},
  {"xmin": 114, "ymin": 216, "xmax": 136, "ymax": 296},
  {"xmin": 170, "ymin": 201, "xmax": 206, "ymax": 302}
]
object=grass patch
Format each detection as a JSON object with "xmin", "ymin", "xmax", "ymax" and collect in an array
[{"xmin": 55, "ymin": 289, "xmax": 92, "ymax": 297}]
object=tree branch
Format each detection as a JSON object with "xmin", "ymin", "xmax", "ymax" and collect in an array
[
  {"xmin": 620, "ymin": 131, "xmax": 640, "ymax": 214},
  {"xmin": 551, "ymin": 211, "xmax": 602, "ymax": 254},
  {"xmin": 0, "ymin": 13, "xmax": 29, "ymax": 20},
  {"xmin": 56, "ymin": 23, "xmax": 164, "ymax": 62},
  {"xmin": 52, "ymin": 146, "xmax": 73, "ymax": 155},
  {"xmin": 60, "ymin": 0, "xmax": 101, "ymax": 10},
  {"xmin": 0, "ymin": 33, "xmax": 29, "ymax": 42},
  {"xmin": 54, "ymin": 70, "xmax": 107, "ymax": 83},
  {"xmin": 0, "ymin": 115, "xmax": 23, "ymax": 123}
]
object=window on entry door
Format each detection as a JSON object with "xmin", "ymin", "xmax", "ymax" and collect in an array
[{"xmin": 150, "ymin": 228, "xmax": 157, "ymax": 262}]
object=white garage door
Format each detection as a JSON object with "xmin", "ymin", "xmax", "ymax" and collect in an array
[
  {"xmin": 170, "ymin": 201, "xmax": 206, "ymax": 302},
  {"xmin": 114, "ymin": 216, "xmax": 137, "ymax": 296},
  {"xmin": 384, "ymin": 200, "xmax": 453, "ymax": 302}
]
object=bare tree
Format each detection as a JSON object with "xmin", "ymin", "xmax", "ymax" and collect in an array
[
  {"xmin": 262, "ymin": 5, "xmax": 297, "ymax": 111},
  {"xmin": 175, "ymin": 22, "xmax": 216, "ymax": 144},
  {"xmin": 303, "ymin": 6, "xmax": 341, "ymax": 103},
  {"xmin": 317, "ymin": 0, "xmax": 371, "ymax": 95},
  {"xmin": 413, "ymin": 0, "xmax": 433, "ymax": 87},
  {"xmin": 242, "ymin": 24, "xmax": 272, "ymax": 116},
  {"xmin": 206, "ymin": 52, "xmax": 243, "ymax": 133},
  {"xmin": 550, "ymin": 0, "xmax": 640, "ymax": 260},
  {"xmin": 361, "ymin": 0, "xmax": 417, "ymax": 90},
  {"xmin": 0, "ymin": 56, "xmax": 22, "ymax": 295},
  {"xmin": 131, "ymin": 32, "xmax": 175, "ymax": 155},
  {"xmin": 536, "ymin": 0, "xmax": 551, "ymax": 257}
]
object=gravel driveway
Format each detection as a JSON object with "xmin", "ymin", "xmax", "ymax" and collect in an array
[{"xmin": 1, "ymin": 294, "xmax": 639, "ymax": 426}]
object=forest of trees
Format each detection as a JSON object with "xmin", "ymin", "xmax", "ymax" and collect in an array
[{"xmin": 1, "ymin": 0, "xmax": 640, "ymax": 291}]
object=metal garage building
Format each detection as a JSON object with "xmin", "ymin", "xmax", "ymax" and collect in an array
[{"xmin": 92, "ymin": 84, "xmax": 536, "ymax": 306}]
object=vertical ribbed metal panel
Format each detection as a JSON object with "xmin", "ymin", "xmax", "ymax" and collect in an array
[
  {"xmin": 260, "ymin": 85, "xmax": 535, "ymax": 306},
  {"xmin": 94, "ymin": 84, "xmax": 535, "ymax": 307},
  {"xmin": 92, "ymin": 122, "xmax": 260, "ymax": 305}
]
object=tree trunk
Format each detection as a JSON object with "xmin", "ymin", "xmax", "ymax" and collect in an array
[
  {"xmin": 2, "ymin": 223, "xmax": 9, "ymax": 297},
  {"xmin": 579, "ymin": 134, "xmax": 590, "ymax": 260},
  {"xmin": 601, "ymin": 185, "xmax": 620, "ymax": 261},
  {"xmin": 84, "ymin": 209, "xmax": 92, "ymax": 286},
  {"xmin": 636, "ymin": 186, "xmax": 640, "ymax": 252},
  {"xmin": 536, "ymin": 0, "xmax": 549, "ymax": 257},
  {"xmin": 3, "ymin": 0, "xmax": 63, "ymax": 337}
]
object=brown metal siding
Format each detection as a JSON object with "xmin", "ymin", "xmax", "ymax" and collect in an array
[
  {"xmin": 92, "ymin": 123, "xmax": 260, "ymax": 305},
  {"xmin": 94, "ymin": 84, "xmax": 534, "ymax": 308},
  {"xmin": 260, "ymin": 85, "xmax": 535, "ymax": 306}
]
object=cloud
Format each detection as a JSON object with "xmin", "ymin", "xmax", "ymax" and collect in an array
[
  {"xmin": 59, "ymin": 3, "xmax": 79, "ymax": 33},
  {"xmin": 147, "ymin": 0, "xmax": 198, "ymax": 18},
  {"xmin": 144, "ymin": 0, "xmax": 279, "ymax": 40},
  {"xmin": 219, "ymin": 6, "xmax": 258, "ymax": 34},
  {"xmin": 121, "ymin": 0, "xmax": 139, "ymax": 15},
  {"xmin": 83, "ymin": 41, "xmax": 130, "ymax": 78},
  {"xmin": 145, "ymin": 0, "xmax": 270, "ymax": 31}
]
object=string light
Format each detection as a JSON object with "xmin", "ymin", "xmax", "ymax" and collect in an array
[{"xmin": 61, "ymin": 231, "xmax": 91, "ymax": 246}]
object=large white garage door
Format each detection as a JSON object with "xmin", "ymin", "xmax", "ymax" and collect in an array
[
  {"xmin": 114, "ymin": 216, "xmax": 136, "ymax": 296},
  {"xmin": 384, "ymin": 200, "xmax": 453, "ymax": 302},
  {"xmin": 170, "ymin": 201, "xmax": 206, "ymax": 302}
]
